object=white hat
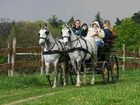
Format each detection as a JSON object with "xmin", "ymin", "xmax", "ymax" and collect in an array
[{"xmin": 92, "ymin": 21, "xmax": 100, "ymax": 28}]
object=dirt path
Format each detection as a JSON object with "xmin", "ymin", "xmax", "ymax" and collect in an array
[
  {"xmin": 3, "ymin": 92, "xmax": 55, "ymax": 105},
  {"xmin": 2, "ymin": 88, "xmax": 75, "ymax": 105},
  {"xmin": 0, "ymin": 88, "xmax": 47, "ymax": 99}
]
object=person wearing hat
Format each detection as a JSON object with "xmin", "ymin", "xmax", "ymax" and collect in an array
[{"xmin": 87, "ymin": 21, "xmax": 105, "ymax": 48}]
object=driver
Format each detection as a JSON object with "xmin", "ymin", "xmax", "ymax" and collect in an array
[{"xmin": 72, "ymin": 19, "xmax": 82, "ymax": 36}]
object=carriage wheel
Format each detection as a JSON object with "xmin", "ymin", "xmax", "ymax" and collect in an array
[
  {"xmin": 102, "ymin": 62, "xmax": 109, "ymax": 84},
  {"xmin": 110, "ymin": 55, "xmax": 119, "ymax": 83}
]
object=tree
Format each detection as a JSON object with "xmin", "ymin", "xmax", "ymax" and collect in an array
[
  {"xmin": 47, "ymin": 15, "xmax": 64, "ymax": 27},
  {"xmin": 114, "ymin": 18, "xmax": 140, "ymax": 50},
  {"xmin": 0, "ymin": 18, "xmax": 13, "ymax": 47},
  {"xmin": 94, "ymin": 12, "xmax": 103, "ymax": 28},
  {"xmin": 67, "ymin": 17, "xmax": 75, "ymax": 27},
  {"xmin": 0, "ymin": 18, "xmax": 12, "ymax": 36},
  {"xmin": 131, "ymin": 11, "xmax": 140, "ymax": 24},
  {"xmin": 115, "ymin": 18, "xmax": 122, "ymax": 25},
  {"xmin": 15, "ymin": 21, "xmax": 40, "ymax": 47}
]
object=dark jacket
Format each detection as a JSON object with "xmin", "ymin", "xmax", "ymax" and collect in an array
[
  {"xmin": 103, "ymin": 29, "xmax": 113, "ymax": 44},
  {"xmin": 72, "ymin": 27, "xmax": 82, "ymax": 36},
  {"xmin": 80, "ymin": 28, "xmax": 88, "ymax": 37}
]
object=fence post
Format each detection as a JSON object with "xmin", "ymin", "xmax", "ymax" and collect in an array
[
  {"xmin": 122, "ymin": 44, "xmax": 125, "ymax": 71},
  {"xmin": 133, "ymin": 50, "xmax": 136, "ymax": 70},
  {"xmin": 11, "ymin": 38, "xmax": 16, "ymax": 76},
  {"xmin": 7, "ymin": 41, "xmax": 11, "ymax": 76},
  {"xmin": 40, "ymin": 50, "xmax": 44, "ymax": 75}
]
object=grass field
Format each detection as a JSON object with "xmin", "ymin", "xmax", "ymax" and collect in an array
[{"xmin": 0, "ymin": 70, "xmax": 140, "ymax": 105}]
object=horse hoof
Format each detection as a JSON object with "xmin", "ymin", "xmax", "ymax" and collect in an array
[
  {"xmin": 63, "ymin": 84, "xmax": 66, "ymax": 87},
  {"xmin": 91, "ymin": 82, "xmax": 95, "ymax": 86},
  {"xmin": 75, "ymin": 84, "xmax": 80, "ymax": 87},
  {"xmin": 52, "ymin": 85, "xmax": 56, "ymax": 88}
]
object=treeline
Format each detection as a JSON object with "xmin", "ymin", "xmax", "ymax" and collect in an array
[{"xmin": 0, "ymin": 11, "xmax": 140, "ymax": 50}]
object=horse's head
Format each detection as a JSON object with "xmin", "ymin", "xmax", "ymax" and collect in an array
[
  {"xmin": 38, "ymin": 25, "xmax": 50, "ymax": 47},
  {"xmin": 61, "ymin": 25, "xmax": 71, "ymax": 46}
]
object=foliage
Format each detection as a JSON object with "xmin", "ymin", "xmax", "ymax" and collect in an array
[
  {"xmin": 115, "ymin": 18, "xmax": 122, "ymax": 25},
  {"xmin": 67, "ymin": 17, "xmax": 75, "ymax": 27},
  {"xmin": 0, "ymin": 12, "xmax": 140, "ymax": 51},
  {"xmin": 0, "ymin": 56, "xmax": 7, "ymax": 64},
  {"xmin": 47, "ymin": 15, "xmax": 64, "ymax": 28},
  {"xmin": 94, "ymin": 12, "xmax": 103, "ymax": 28},
  {"xmin": 0, "ymin": 18, "xmax": 13, "ymax": 47},
  {"xmin": 47, "ymin": 22, "xmax": 62, "ymax": 38},
  {"xmin": 132, "ymin": 11, "xmax": 140, "ymax": 24},
  {"xmin": 114, "ymin": 18, "xmax": 140, "ymax": 50}
]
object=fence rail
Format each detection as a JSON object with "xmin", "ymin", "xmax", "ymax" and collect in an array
[
  {"xmin": 0, "ymin": 39, "xmax": 140, "ymax": 76},
  {"xmin": 116, "ymin": 44, "xmax": 140, "ymax": 70},
  {"xmin": 0, "ymin": 38, "xmax": 44, "ymax": 76}
]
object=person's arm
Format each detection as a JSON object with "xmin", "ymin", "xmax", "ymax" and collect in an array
[{"xmin": 97, "ymin": 29, "xmax": 105, "ymax": 39}]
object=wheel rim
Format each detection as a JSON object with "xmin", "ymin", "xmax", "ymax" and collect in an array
[
  {"xmin": 102, "ymin": 63, "xmax": 109, "ymax": 84},
  {"xmin": 111, "ymin": 56, "xmax": 119, "ymax": 83},
  {"xmin": 103, "ymin": 67, "xmax": 109, "ymax": 79},
  {"xmin": 112, "ymin": 63, "xmax": 117, "ymax": 75}
]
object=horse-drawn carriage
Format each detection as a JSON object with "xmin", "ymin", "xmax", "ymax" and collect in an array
[
  {"xmin": 66, "ymin": 43, "xmax": 119, "ymax": 85},
  {"xmin": 39, "ymin": 25, "xmax": 119, "ymax": 87}
]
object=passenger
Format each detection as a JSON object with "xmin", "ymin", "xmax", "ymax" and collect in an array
[
  {"xmin": 87, "ymin": 21, "xmax": 105, "ymax": 48},
  {"xmin": 72, "ymin": 19, "xmax": 82, "ymax": 36},
  {"xmin": 103, "ymin": 20, "xmax": 116, "ymax": 44},
  {"xmin": 80, "ymin": 23, "xmax": 88, "ymax": 37}
]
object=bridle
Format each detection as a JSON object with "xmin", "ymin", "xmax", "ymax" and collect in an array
[
  {"xmin": 61, "ymin": 29, "xmax": 79, "ymax": 45},
  {"xmin": 39, "ymin": 30, "xmax": 50, "ymax": 41},
  {"xmin": 39, "ymin": 29, "xmax": 56, "ymax": 51}
]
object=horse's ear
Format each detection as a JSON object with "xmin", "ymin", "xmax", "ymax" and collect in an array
[
  {"xmin": 62, "ymin": 24, "xmax": 66, "ymax": 28},
  {"xmin": 40, "ymin": 24, "xmax": 42, "ymax": 28},
  {"xmin": 62, "ymin": 24, "xmax": 69, "ymax": 28},
  {"xmin": 65, "ymin": 24, "xmax": 69, "ymax": 28},
  {"xmin": 44, "ymin": 23, "xmax": 47, "ymax": 27}
]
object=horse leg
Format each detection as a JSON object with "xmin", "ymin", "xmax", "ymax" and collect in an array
[
  {"xmin": 52, "ymin": 61, "xmax": 58, "ymax": 88},
  {"xmin": 75, "ymin": 60, "xmax": 82, "ymax": 87},
  {"xmin": 91, "ymin": 56, "xmax": 96, "ymax": 85},
  {"xmin": 61, "ymin": 63, "xmax": 66, "ymax": 86},
  {"xmin": 82, "ymin": 62, "xmax": 87, "ymax": 84},
  {"xmin": 65, "ymin": 61, "xmax": 69, "ymax": 84},
  {"xmin": 70, "ymin": 60, "xmax": 77, "ymax": 86},
  {"xmin": 45, "ymin": 62, "xmax": 52, "ymax": 86}
]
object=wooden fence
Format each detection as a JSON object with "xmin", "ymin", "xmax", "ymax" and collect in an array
[
  {"xmin": 116, "ymin": 44, "xmax": 140, "ymax": 71},
  {"xmin": 0, "ymin": 38, "xmax": 140, "ymax": 76},
  {"xmin": 0, "ymin": 38, "xmax": 44, "ymax": 76}
]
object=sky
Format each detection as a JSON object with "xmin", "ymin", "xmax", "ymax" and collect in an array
[{"xmin": 0, "ymin": 0, "xmax": 139, "ymax": 25}]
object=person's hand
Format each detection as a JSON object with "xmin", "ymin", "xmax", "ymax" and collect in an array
[{"xmin": 92, "ymin": 31, "xmax": 98, "ymax": 36}]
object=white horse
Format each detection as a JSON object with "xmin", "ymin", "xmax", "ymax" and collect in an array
[
  {"xmin": 61, "ymin": 25, "xmax": 97, "ymax": 86},
  {"xmin": 39, "ymin": 25, "xmax": 67, "ymax": 88}
]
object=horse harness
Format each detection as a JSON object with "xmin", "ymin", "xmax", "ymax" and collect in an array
[{"xmin": 61, "ymin": 30, "xmax": 94, "ymax": 61}]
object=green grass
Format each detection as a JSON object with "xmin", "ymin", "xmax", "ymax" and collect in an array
[{"xmin": 0, "ymin": 70, "xmax": 140, "ymax": 105}]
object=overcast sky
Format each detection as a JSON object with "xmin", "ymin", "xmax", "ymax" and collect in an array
[{"xmin": 0, "ymin": 0, "xmax": 139, "ymax": 24}]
